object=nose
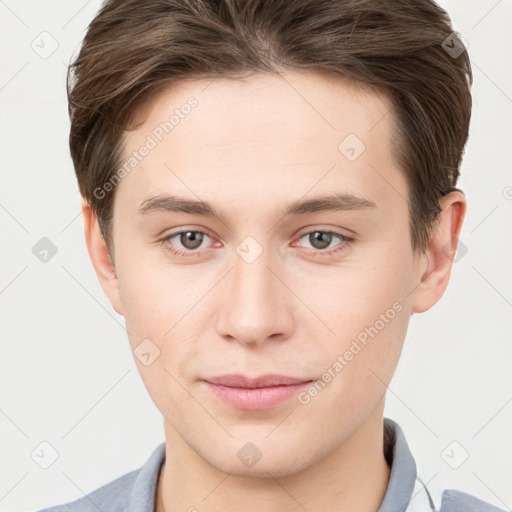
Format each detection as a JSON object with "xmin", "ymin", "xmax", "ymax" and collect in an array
[{"xmin": 215, "ymin": 244, "xmax": 295, "ymax": 347}]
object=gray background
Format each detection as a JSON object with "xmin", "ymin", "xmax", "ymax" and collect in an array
[{"xmin": 0, "ymin": 1, "xmax": 511, "ymax": 511}]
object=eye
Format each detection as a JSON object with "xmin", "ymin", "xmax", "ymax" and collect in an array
[
  {"xmin": 162, "ymin": 230, "xmax": 215, "ymax": 257},
  {"xmin": 295, "ymin": 230, "xmax": 354, "ymax": 256},
  {"xmin": 160, "ymin": 228, "xmax": 354, "ymax": 259}
]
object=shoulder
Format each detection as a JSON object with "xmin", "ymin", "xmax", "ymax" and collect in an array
[
  {"xmin": 410, "ymin": 477, "xmax": 507, "ymax": 512},
  {"xmin": 439, "ymin": 488, "xmax": 508, "ymax": 512},
  {"xmin": 31, "ymin": 469, "xmax": 139, "ymax": 512},
  {"xmin": 383, "ymin": 419, "xmax": 506, "ymax": 512},
  {"xmin": 31, "ymin": 442, "xmax": 166, "ymax": 512}
]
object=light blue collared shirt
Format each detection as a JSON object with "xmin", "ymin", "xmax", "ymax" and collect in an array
[{"xmin": 33, "ymin": 418, "xmax": 506, "ymax": 512}]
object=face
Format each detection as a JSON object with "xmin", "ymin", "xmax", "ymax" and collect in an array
[{"xmin": 104, "ymin": 70, "xmax": 425, "ymax": 476}]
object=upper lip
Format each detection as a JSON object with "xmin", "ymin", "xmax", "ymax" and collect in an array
[{"xmin": 203, "ymin": 374, "xmax": 313, "ymax": 388}]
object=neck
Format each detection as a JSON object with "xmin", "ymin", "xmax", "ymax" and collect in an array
[{"xmin": 157, "ymin": 404, "xmax": 390, "ymax": 512}]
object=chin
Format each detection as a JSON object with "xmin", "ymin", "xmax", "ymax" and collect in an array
[
  {"xmin": 197, "ymin": 436, "xmax": 326, "ymax": 479},
  {"xmin": 209, "ymin": 456, "xmax": 309, "ymax": 479}
]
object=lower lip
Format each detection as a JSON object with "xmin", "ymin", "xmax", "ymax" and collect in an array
[{"xmin": 203, "ymin": 381, "xmax": 313, "ymax": 410}]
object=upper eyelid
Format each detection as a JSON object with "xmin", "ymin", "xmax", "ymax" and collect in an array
[{"xmin": 165, "ymin": 228, "xmax": 215, "ymax": 243}]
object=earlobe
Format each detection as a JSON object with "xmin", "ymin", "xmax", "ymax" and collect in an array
[
  {"xmin": 411, "ymin": 191, "xmax": 466, "ymax": 313},
  {"xmin": 81, "ymin": 199, "xmax": 124, "ymax": 316}
]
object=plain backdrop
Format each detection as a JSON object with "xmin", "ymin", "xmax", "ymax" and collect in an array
[{"xmin": 0, "ymin": 1, "xmax": 511, "ymax": 511}]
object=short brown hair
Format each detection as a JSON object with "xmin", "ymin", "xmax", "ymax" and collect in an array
[{"xmin": 67, "ymin": 0, "xmax": 472, "ymax": 255}]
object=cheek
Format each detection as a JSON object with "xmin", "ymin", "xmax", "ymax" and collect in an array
[
  {"xmin": 305, "ymin": 241, "xmax": 414, "ymax": 381},
  {"xmin": 308, "ymin": 245, "xmax": 413, "ymax": 338},
  {"xmin": 116, "ymin": 255, "xmax": 211, "ymax": 372},
  {"xmin": 116, "ymin": 264, "xmax": 207, "ymax": 422}
]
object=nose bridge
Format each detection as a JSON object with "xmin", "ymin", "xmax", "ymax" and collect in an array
[{"xmin": 215, "ymin": 237, "xmax": 293, "ymax": 344}]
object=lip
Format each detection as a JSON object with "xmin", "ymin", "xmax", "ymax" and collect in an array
[{"xmin": 202, "ymin": 374, "xmax": 314, "ymax": 410}]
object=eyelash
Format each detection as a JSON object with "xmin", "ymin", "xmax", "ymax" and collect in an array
[{"xmin": 160, "ymin": 229, "xmax": 355, "ymax": 258}]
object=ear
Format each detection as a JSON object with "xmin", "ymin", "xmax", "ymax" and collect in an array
[
  {"xmin": 411, "ymin": 190, "xmax": 467, "ymax": 313},
  {"xmin": 81, "ymin": 198, "xmax": 124, "ymax": 316}
]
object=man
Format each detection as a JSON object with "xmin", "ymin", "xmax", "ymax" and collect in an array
[{"xmin": 37, "ymin": 0, "xmax": 505, "ymax": 511}]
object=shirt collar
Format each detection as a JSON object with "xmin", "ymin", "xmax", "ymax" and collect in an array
[
  {"xmin": 126, "ymin": 417, "xmax": 416, "ymax": 512},
  {"xmin": 378, "ymin": 417, "xmax": 418, "ymax": 512},
  {"xmin": 126, "ymin": 441, "xmax": 165, "ymax": 512}
]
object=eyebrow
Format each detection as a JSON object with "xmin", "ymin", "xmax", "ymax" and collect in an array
[{"xmin": 137, "ymin": 193, "xmax": 377, "ymax": 222}]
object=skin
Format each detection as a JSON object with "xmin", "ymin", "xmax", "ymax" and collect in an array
[{"xmin": 83, "ymin": 70, "xmax": 465, "ymax": 512}]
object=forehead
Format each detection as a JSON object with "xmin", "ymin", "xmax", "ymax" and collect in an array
[
  {"xmin": 127, "ymin": 70, "xmax": 393, "ymax": 151},
  {"xmin": 116, "ymin": 70, "xmax": 404, "ymax": 217}
]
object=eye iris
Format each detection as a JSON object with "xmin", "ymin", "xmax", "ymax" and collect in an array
[
  {"xmin": 180, "ymin": 231, "xmax": 204, "ymax": 250},
  {"xmin": 309, "ymin": 231, "xmax": 332, "ymax": 250}
]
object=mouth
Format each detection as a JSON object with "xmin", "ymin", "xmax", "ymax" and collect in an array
[{"xmin": 201, "ymin": 374, "xmax": 314, "ymax": 410}]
